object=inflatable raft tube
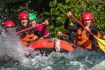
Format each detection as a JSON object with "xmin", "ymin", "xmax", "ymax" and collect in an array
[{"xmin": 29, "ymin": 39, "xmax": 74, "ymax": 52}]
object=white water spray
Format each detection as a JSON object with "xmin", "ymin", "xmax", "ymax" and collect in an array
[{"xmin": 0, "ymin": 27, "xmax": 34, "ymax": 66}]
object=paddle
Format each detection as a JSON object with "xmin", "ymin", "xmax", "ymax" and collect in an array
[
  {"xmin": 70, "ymin": 13, "xmax": 105, "ymax": 52},
  {"xmin": 16, "ymin": 24, "xmax": 42, "ymax": 34}
]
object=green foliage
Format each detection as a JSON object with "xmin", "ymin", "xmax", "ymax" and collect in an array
[{"xmin": 43, "ymin": 0, "xmax": 105, "ymax": 37}]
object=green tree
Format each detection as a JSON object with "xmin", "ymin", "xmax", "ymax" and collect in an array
[{"xmin": 44, "ymin": 0, "xmax": 105, "ymax": 37}]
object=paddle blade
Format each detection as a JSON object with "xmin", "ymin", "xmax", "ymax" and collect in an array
[{"xmin": 94, "ymin": 36, "xmax": 105, "ymax": 52}]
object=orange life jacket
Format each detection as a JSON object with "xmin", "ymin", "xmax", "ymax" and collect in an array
[
  {"xmin": 74, "ymin": 28, "xmax": 101, "ymax": 50},
  {"xmin": 21, "ymin": 32, "xmax": 38, "ymax": 45}
]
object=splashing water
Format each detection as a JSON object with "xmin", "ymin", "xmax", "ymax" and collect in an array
[
  {"xmin": 0, "ymin": 27, "xmax": 105, "ymax": 70},
  {"xmin": 0, "ymin": 27, "xmax": 34, "ymax": 67}
]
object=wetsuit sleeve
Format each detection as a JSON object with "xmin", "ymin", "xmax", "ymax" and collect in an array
[
  {"xmin": 37, "ymin": 25, "xmax": 47, "ymax": 37},
  {"xmin": 33, "ymin": 25, "xmax": 47, "ymax": 37},
  {"xmin": 16, "ymin": 26, "xmax": 27, "ymax": 39},
  {"xmin": 64, "ymin": 18, "xmax": 78, "ymax": 31},
  {"xmin": 19, "ymin": 32, "xmax": 26, "ymax": 39},
  {"xmin": 89, "ymin": 26, "xmax": 99, "ymax": 50},
  {"xmin": 64, "ymin": 18, "xmax": 69, "ymax": 29},
  {"xmin": 64, "ymin": 18, "xmax": 71, "ymax": 30},
  {"xmin": 91, "ymin": 26, "xmax": 99, "ymax": 34},
  {"xmin": 89, "ymin": 26, "xmax": 99, "ymax": 40}
]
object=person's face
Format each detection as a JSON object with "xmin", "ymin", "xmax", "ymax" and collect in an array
[
  {"xmin": 20, "ymin": 19, "xmax": 28, "ymax": 27},
  {"xmin": 83, "ymin": 19, "xmax": 92, "ymax": 27},
  {"xmin": 30, "ymin": 20, "xmax": 37, "ymax": 26}
]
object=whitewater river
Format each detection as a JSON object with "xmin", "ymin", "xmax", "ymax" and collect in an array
[{"xmin": 0, "ymin": 27, "xmax": 105, "ymax": 70}]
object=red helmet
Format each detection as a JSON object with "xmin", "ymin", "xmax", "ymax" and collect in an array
[
  {"xmin": 4, "ymin": 20, "xmax": 15, "ymax": 27},
  {"xmin": 82, "ymin": 12, "xmax": 95, "ymax": 23},
  {"xmin": 18, "ymin": 12, "xmax": 28, "ymax": 20}
]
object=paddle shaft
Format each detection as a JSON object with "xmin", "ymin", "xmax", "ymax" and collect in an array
[{"xmin": 16, "ymin": 24, "xmax": 42, "ymax": 34}]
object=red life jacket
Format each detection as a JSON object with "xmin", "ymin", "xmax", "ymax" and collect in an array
[{"xmin": 35, "ymin": 24, "xmax": 49, "ymax": 37}]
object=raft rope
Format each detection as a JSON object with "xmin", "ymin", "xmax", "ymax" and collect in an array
[{"xmin": 53, "ymin": 38, "xmax": 61, "ymax": 52}]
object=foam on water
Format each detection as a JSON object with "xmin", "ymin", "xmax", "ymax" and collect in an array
[{"xmin": 90, "ymin": 60, "xmax": 105, "ymax": 70}]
